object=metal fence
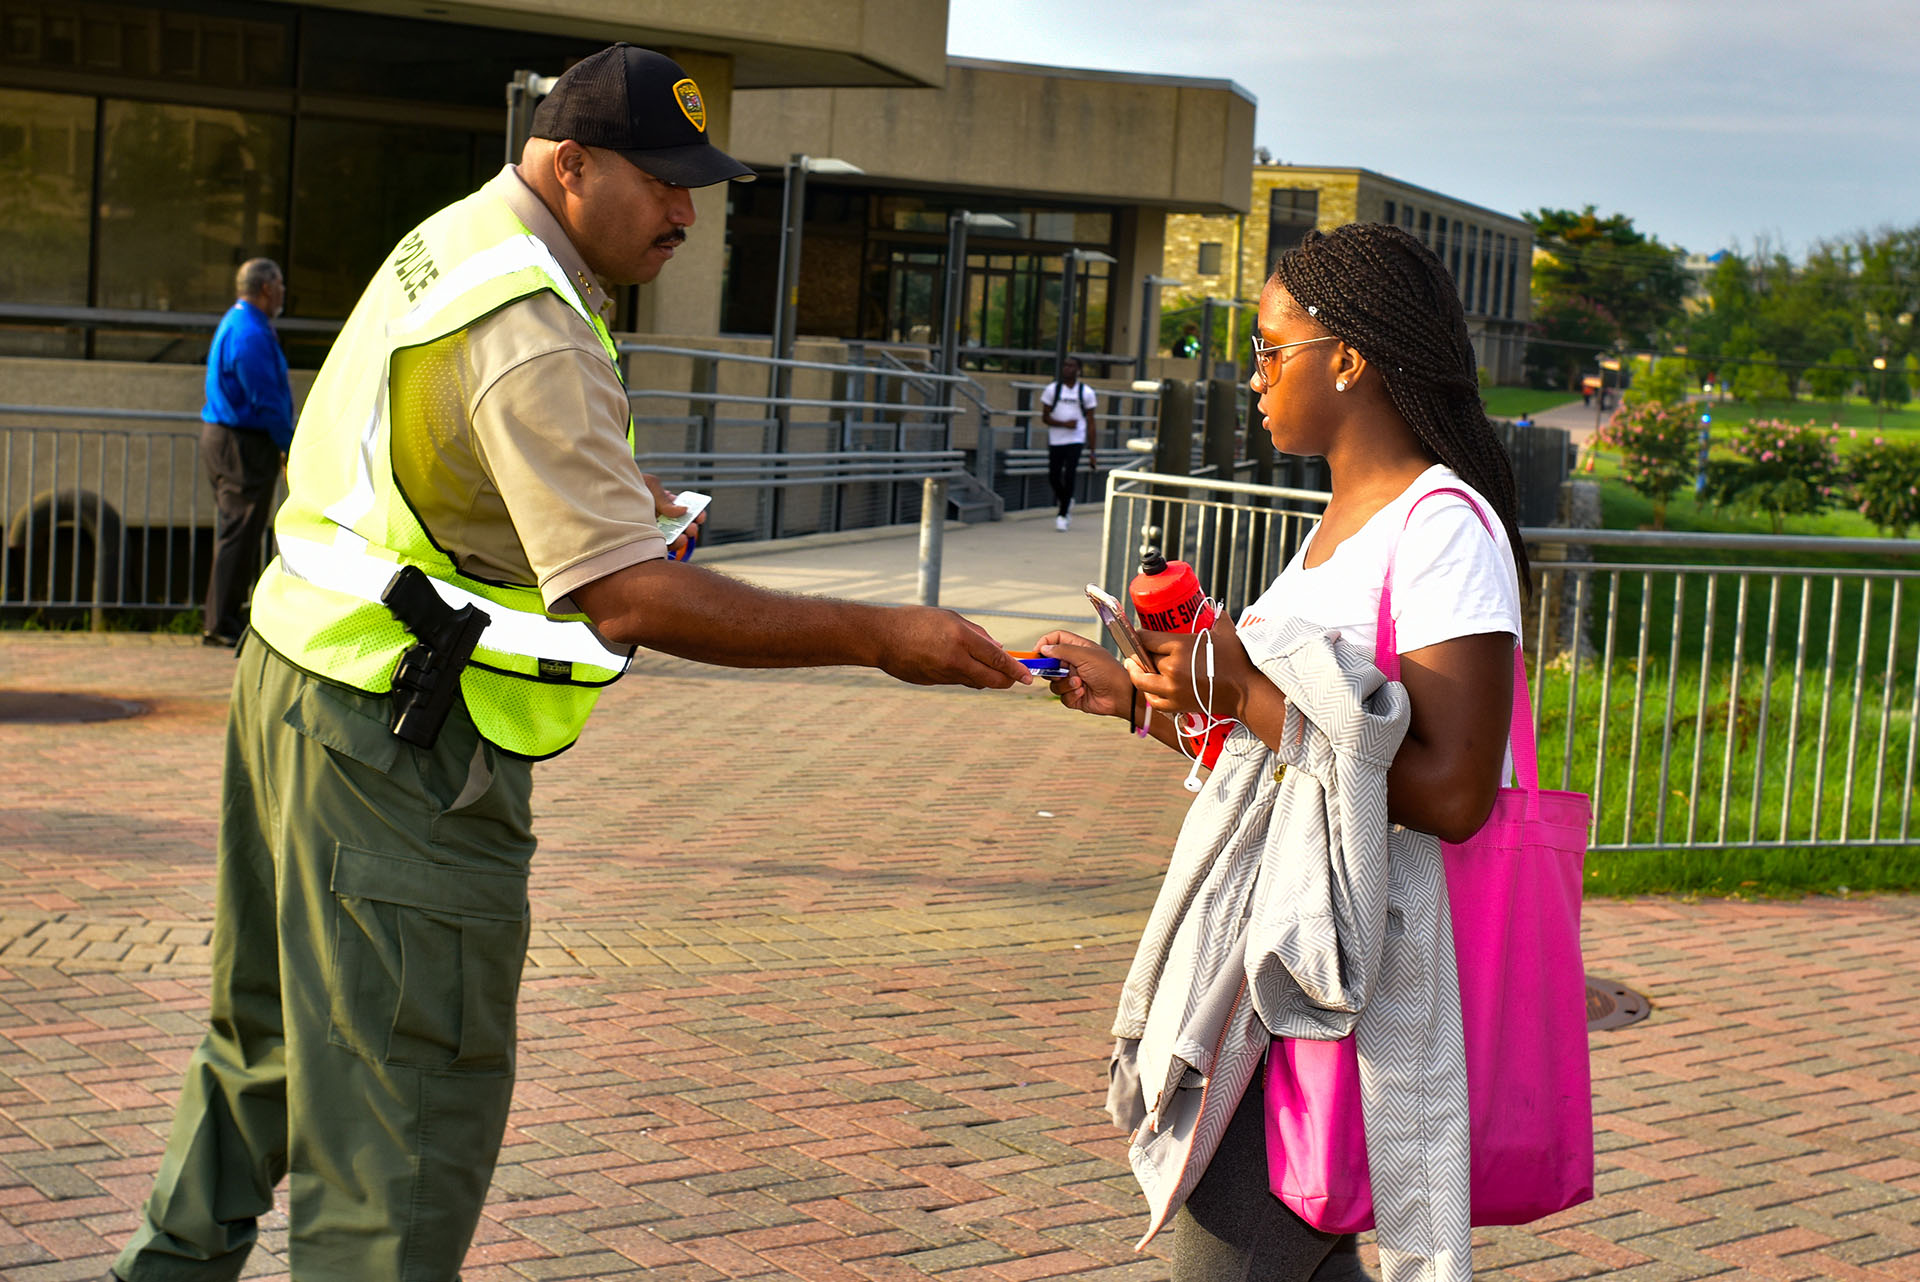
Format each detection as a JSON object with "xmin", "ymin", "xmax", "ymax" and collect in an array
[
  {"xmin": 620, "ymin": 342, "xmax": 982, "ymax": 541},
  {"xmin": 1100, "ymin": 468, "xmax": 1920, "ymax": 854},
  {"xmin": 0, "ymin": 409, "xmax": 271, "ymax": 619}
]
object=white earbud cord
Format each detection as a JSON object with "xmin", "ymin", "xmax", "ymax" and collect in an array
[{"xmin": 1179, "ymin": 600, "xmax": 1233, "ymax": 793}]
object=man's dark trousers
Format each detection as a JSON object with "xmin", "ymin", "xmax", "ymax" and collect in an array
[
  {"xmin": 199, "ymin": 423, "xmax": 281, "ymax": 639},
  {"xmin": 115, "ymin": 638, "xmax": 537, "ymax": 1281}
]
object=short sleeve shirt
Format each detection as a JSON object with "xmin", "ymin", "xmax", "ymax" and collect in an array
[
  {"xmin": 389, "ymin": 166, "xmax": 667, "ymax": 611},
  {"xmin": 1041, "ymin": 381, "xmax": 1096, "ymax": 446},
  {"xmin": 1237, "ymin": 465, "xmax": 1521, "ymax": 663}
]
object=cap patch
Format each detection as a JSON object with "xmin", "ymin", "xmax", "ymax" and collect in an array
[{"xmin": 672, "ymin": 79, "xmax": 706, "ymax": 132}]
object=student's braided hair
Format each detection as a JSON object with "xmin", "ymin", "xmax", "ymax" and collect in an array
[{"xmin": 1272, "ymin": 223, "xmax": 1532, "ymax": 589}]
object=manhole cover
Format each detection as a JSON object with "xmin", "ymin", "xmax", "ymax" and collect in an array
[
  {"xmin": 1586, "ymin": 976, "xmax": 1651, "ymax": 1031},
  {"xmin": 0, "ymin": 691, "xmax": 148, "ymax": 724}
]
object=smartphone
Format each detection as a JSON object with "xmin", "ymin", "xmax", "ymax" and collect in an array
[
  {"xmin": 656, "ymin": 490, "xmax": 712, "ymax": 546},
  {"xmin": 1086, "ymin": 584, "xmax": 1157, "ymax": 673}
]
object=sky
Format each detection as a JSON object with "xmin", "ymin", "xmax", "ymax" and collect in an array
[{"xmin": 945, "ymin": 0, "xmax": 1920, "ymax": 260}]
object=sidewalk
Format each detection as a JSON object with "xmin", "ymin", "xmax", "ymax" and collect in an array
[
  {"xmin": 698, "ymin": 505, "xmax": 1106, "ymax": 650},
  {"xmin": 2, "ymin": 517, "xmax": 1919, "ymax": 1281}
]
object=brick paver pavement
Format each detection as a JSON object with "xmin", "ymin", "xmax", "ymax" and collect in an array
[{"xmin": 2, "ymin": 631, "xmax": 1917, "ymax": 1281}]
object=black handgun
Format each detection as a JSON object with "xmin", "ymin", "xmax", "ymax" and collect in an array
[{"xmin": 381, "ymin": 564, "xmax": 490, "ymax": 749}]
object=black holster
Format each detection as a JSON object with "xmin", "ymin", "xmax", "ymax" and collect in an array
[{"xmin": 380, "ymin": 564, "xmax": 489, "ymax": 749}]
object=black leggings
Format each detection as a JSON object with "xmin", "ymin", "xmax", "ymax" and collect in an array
[
  {"xmin": 1170, "ymin": 1068, "xmax": 1358, "ymax": 1281},
  {"xmin": 1047, "ymin": 442, "xmax": 1082, "ymax": 517}
]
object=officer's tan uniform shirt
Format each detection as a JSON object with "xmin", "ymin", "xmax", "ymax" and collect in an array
[{"xmin": 391, "ymin": 165, "xmax": 668, "ymax": 611}]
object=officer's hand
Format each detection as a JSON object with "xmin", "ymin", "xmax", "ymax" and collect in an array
[
  {"xmin": 875, "ymin": 607, "xmax": 1031, "ymax": 689},
  {"xmin": 643, "ymin": 471, "xmax": 706, "ymax": 558}
]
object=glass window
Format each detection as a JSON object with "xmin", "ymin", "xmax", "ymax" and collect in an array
[
  {"xmin": 1478, "ymin": 229, "xmax": 1493, "ymax": 318},
  {"xmin": 298, "ymin": 9, "xmax": 602, "ymax": 108},
  {"xmin": 1267, "ymin": 187, "xmax": 1318, "ymax": 266},
  {"xmin": 1382, "ymin": 199, "xmax": 1396, "ymax": 225},
  {"xmin": 1506, "ymin": 241, "xmax": 1521, "ymax": 318},
  {"xmin": 95, "ymin": 97, "xmax": 288, "ymax": 316},
  {"xmin": 0, "ymin": 0, "xmax": 291, "ymax": 88},
  {"xmin": 1491, "ymin": 233, "xmax": 1505, "ymax": 324},
  {"xmin": 1418, "ymin": 210, "xmax": 1431, "ymax": 245},
  {"xmin": 1461, "ymin": 223, "xmax": 1477, "ymax": 309},
  {"xmin": 1197, "ymin": 242, "xmax": 1222, "ymax": 276},
  {"xmin": 0, "ymin": 87, "xmax": 92, "ymax": 304},
  {"xmin": 290, "ymin": 116, "xmax": 488, "ymax": 319}
]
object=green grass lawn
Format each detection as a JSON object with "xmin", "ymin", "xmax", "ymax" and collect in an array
[
  {"xmin": 1543, "ymin": 427, "xmax": 1920, "ymax": 898},
  {"xmin": 1483, "ymin": 387, "xmax": 1580, "ymax": 419},
  {"xmin": 1694, "ymin": 395, "xmax": 1920, "ymax": 439}
]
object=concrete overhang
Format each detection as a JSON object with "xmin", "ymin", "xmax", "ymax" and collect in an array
[
  {"xmin": 733, "ymin": 56, "xmax": 1258, "ymax": 214},
  {"xmin": 294, "ymin": 0, "xmax": 949, "ymax": 88}
]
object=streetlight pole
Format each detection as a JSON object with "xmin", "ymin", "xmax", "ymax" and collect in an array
[
  {"xmin": 937, "ymin": 211, "xmax": 1016, "ymax": 381},
  {"xmin": 1136, "ymin": 274, "xmax": 1183, "ymax": 377},
  {"xmin": 1051, "ymin": 247, "xmax": 1116, "ymax": 381},
  {"xmin": 766, "ymin": 153, "xmax": 861, "ymax": 536},
  {"xmin": 1875, "ymin": 355, "xmax": 1888, "ymax": 431}
]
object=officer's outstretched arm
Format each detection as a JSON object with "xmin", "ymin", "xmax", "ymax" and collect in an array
[{"xmin": 572, "ymin": 559, "xmax": 1030, "ymax": 690}]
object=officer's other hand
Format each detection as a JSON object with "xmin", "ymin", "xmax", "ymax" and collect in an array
[
  {"xmin": 643, "ymin": 471, "xmax": 706, "ymax": 557},
  {"xmin": 877, "ymin": 607, "xmax": 1031, "ymax": 689}
]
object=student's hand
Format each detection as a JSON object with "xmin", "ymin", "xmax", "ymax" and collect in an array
[
  {"xmin": 1132, "ymin": 616, "xmax": 1259, "ymax": 723},
  {"xmin": 1036, "ymin": 630, "xmax": 1130, "ymax": 717},
  {"xmin": 644, "ymin": 472, "xmax": 706, "ymax": 558},
  {"xmin": 876, "ymin": 608, "xmax": 1032, "ymax": 689}
]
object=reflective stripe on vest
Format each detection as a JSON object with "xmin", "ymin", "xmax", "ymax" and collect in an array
[{"xmin": 274, "ymin": 532, "xmax": 631, "ymax": 673}]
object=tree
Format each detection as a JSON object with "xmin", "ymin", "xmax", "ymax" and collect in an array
[
  {"xmin": 1594, "ymin": 398, "xmax": 1697, "ymax": 529},
  {"xmin": 1624, "ymin": 354, "xmax": 1690, "ymax": 406},
  {"xmin": 1525, "ymin": 293, "xmax": 1617, "ymax": 391},
  {"xmin": 1727, "ymin": 352, "xmax": 1791, "ymax": 405},
  {"xmin": 1805, "ymin": 349, "xmax": 1858, "ymax": 404},
  {"xmin": 1851, "ymin": 439, "xmax": 1920, "ymax": 536},
  {"xmin": 1525, "ymin": 206, "xmax": 1690, "ymax": 350},
  {"xmin": 1703, "ymin": 420, "xmax": 1844, "ymax": 533}
]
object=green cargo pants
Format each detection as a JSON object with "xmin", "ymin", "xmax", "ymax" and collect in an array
[{"xmin": 117, "ymin": 636, "xmax": 536, "ymax": 1282}]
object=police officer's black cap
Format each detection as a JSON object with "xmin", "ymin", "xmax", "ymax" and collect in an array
[{"xmin": 530, "ymin": 45, "xmax": 754, "ymax": 188}]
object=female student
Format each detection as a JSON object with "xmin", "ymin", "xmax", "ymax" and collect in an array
[{"xmin": 1039, "ymin": 223, "xmax": 1527, "ymax": 1282}]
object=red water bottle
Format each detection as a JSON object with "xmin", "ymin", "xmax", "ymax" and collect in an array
[{"xmin": 1128, "ymin": 549, "xmax": 1234, "ymax": 768}]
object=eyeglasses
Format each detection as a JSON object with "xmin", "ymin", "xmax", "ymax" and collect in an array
[{"xmin": 1249, "ymin": 333, "xmax": 1337, "ymax": 379}]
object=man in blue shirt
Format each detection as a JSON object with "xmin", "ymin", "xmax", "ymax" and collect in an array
[{"xmin": 200, "ymin": 258, "xmax": 294, "ymax": 646}]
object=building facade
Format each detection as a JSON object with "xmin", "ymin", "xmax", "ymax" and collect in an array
[
  {"xmin": 725, "ymin": 57, "xmax": 1253, "ymax": 369},
  {"xmin": 0, "ymin": 0, "xmax": 952, "ymax": 364},
  {"xmin": 1164, "ymin": 164, "xmax": 1534, "ymax": 385},
  {"xmin": 0, "ymin": 3, "xmax": 1253, "ymax": 377}
]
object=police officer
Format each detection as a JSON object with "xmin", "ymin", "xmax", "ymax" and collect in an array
[{"xmin": 110, "ymin": 44, "xmax": 1027, "ymax": 1282}]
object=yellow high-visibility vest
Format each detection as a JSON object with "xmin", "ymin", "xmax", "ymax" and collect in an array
[{"xmin": 251, "ymin": 185, "xmax": 634, "ymax": 759}]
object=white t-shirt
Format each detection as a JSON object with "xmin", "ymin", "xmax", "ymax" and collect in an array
[
  {"xmin": 1238, "ymin": 466, "xmax": 1523, "ymax": 780},
  {"xmin": 1238, "ymin": 465, "xmax": 1521, "ymax": 661},
  {"xmin": 1041, "ymin": 380, "xmax": 1096, "ymax": 446}
]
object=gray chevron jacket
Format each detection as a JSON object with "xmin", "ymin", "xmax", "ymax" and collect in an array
[{"xmin": 1106, "ymin": 618, "xmax": 1472, "ymax": 1282}]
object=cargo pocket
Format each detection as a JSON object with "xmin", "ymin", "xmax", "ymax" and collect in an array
[{"xmin": 327, "ymin": 844, "xmax": 529, "ymax": 1075}]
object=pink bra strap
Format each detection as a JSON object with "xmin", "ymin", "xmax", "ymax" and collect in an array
[{"xmin": 1373, "ymin": 487, "xmax": 1538, "ymax": 792}]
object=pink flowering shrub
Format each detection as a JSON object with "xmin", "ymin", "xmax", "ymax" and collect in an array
[
  {"xmin": 1851, "ymin": 439, "xmax": 1920, "ymax": 537},
  {"xmin": 1702, "ymin": 419, "xmax": 1844, "ymax": 533},
  {"xmin": 1594, "ymin": 398, "xmax": 1697, "ymax": 528}
]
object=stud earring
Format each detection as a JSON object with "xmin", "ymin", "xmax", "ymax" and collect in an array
[{"xmin": 1335, "ymin": 379, "xmax": 1348, "ymax": 392}]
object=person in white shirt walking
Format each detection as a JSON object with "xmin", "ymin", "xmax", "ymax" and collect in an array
[{"xmin": 1040, "ymin": 356, "xmax": 1098, "ymax": 530}]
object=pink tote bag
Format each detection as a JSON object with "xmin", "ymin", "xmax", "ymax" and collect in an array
[{"xmin": 1264, "ymin": 488, "xmax": 1595, "ymax": 1232}]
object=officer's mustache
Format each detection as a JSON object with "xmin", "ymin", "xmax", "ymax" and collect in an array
[{"xmin": 655, "ymin": 229, "xmax": 687, "ymax": 249}]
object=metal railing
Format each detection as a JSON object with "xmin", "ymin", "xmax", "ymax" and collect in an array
[
  {"xmin": 1101, "ymin": 468, "xmax": 1920, "ymax": 854},
  {"xmin": 618, "ymin": 341, "xmax": 973, "ymax": 543},
  {"xmin": 0, "ymin": 413, "xmax": 268, "ymax": 619}
]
